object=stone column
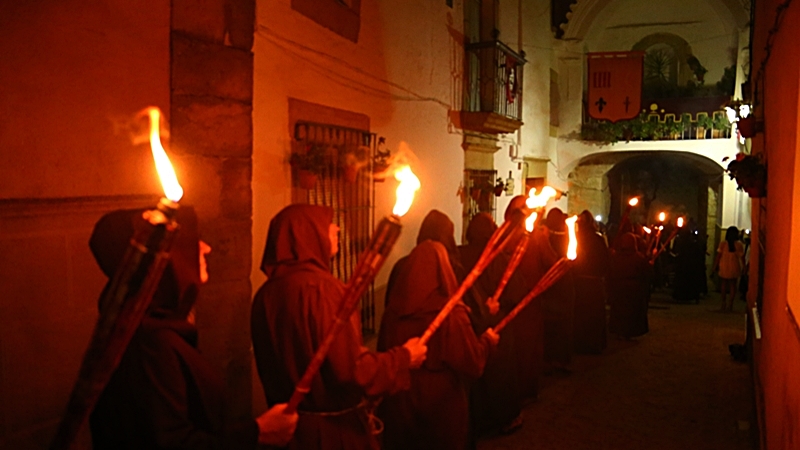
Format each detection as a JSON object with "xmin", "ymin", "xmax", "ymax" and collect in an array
[{"xmin": 171, "ymin": 0, "xmax": 255, "ymax": 422}]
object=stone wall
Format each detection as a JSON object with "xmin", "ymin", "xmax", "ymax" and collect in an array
[{"xmin": 171, "ymin": 0, "xmax": 256, "ymax": 424}]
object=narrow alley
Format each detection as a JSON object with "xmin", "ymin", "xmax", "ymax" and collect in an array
[{"xmin": 479, "ymin": 292, "xmax": 755, "ymax": 450}]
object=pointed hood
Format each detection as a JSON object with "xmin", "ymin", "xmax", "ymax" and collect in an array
[
  {"xmin": 261, "ymin": 204, "xmax": 333, "ymax": 278},
  {"xmin": 385, "ymin": 240, "xmax": 458, "ymax": 318},
  {"xmin": 89, "ymin": 206, "xmax": 201, "ymax": 319},
  {"xmin": 466, "ymin": 212, "xmax": 497, "ymax": 248}
]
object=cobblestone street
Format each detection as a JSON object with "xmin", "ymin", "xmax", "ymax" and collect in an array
[{"xmin": 478, "ymin": 291, "xmax": 756, "ymax": 450}]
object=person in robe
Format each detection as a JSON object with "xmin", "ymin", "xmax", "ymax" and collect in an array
[
  {"xmin": 672, "ymin": 227, "xmax": 702, "ymax": 303},
  {"xmin": 502, "ymin": 197, "xmax": 559, "ymax": 397},
  {"xmin": 378, "ymin": 215, "xmax": 499, "ymax": 450},
  {"xmin": 608, "ymin": 232, "xmax": 653, "ymax": 339},
  {"xmin": 89, "ymin": 207, "xmax": 298, "ymax": 449},
  {"xmin": 251, "ymin": 204, "xmax": 427, "ymax": 450},
  {"xmin": 541, "ymin": 208, "xmax": 576, "ymax": 372},
  {"xmin": 573, "ymin": 210, "xmax": 610, "ymax": 354},
  {"xmin": 458, "ymin": 212, "xmax": 523, "ymax": 438}
]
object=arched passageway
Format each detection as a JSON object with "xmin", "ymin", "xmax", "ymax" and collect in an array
[{"xmin": 568, "ymin": 151, "xmax": 724, "ymax": 264}]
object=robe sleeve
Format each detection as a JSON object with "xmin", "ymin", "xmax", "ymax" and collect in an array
[
  {"xmin": 312, "ymin": 281, "xmax": 412, "ymax": 398},
  {"xmin": 437, "ymin": 303, "xmax": 491, "ymax": 380},
  {"xmin": 140, "ymin": 331, "xmax": 258, "ymax": 450}
]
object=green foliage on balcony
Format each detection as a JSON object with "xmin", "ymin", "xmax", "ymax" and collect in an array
[{"xmin": 581, "ymin": 112, "xmax": 731, "ymax": 145}]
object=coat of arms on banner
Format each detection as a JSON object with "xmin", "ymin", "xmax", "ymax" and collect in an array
[{"xmin": 587, "ymin": 52, "xmax": 644, "ymax": 122}]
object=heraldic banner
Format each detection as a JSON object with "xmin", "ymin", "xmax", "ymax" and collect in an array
[{"xmin": 587, "ymin": 51, "xmax": 644, "ymax": 122}]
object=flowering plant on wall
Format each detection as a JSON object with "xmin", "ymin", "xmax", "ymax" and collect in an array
[{"xmin": 723, "ymin": 153, "xmax": 766, "ymax": 198}]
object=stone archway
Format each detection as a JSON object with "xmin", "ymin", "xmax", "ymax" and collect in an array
[{"xmin": 568, "ymin": 150, "xmax": 724, "ymax": 260}]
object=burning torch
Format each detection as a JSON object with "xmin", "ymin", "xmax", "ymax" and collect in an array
[
  {"xmin": 484, "ymin": 187, "xmax": 557, "ymax": 315},
  {"xmin": 653, "ymin": 217, "xmax": 684, "ymax": 261},
  {"xmin": 284, "ymin": 165, "xmax": 420, "ymax": 414},
  {"xmin": 491, "ymin": 215, "xmax": 578, "ymax": 334},
  {"xmin": 51, "ymin": 108, "xmax": 183, "ymax": 450}
]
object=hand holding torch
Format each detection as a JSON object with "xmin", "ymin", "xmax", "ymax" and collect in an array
[{"xmin": 492, "ymin": 215, "xmax": 578, "ymax": 334}]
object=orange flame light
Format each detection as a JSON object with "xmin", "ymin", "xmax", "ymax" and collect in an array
[
  {"xmin": 392, "ymin": 165, "xmax": 421, "ymax": 217},
  {"xmin": 145, "ymin": 107, "xmax": 183, "ymax": 202},
  {"xmin": 566, "ymin": 215, "xmax": 578, "ymax": 260},
  {"xmin": 525, "ymin": 212, "xmax": 538, "ymax": 232},
  {"xmin": 643, "ymin": 226, "xmax": 652, "ymax": 234},
  {"xmin": 658, "ymin": 212, "xmax": 666, "ymax": 222},
  {"xmin": 526, "ymin": 186, "xmax": 557, "ymax": 209},
  {"xmin": 628, "ymin": 197, "xmax": 639, "ymax": 207},
  {"xmin": 677, "ymin": 217, "xmax": 685, "ymax": 228}
]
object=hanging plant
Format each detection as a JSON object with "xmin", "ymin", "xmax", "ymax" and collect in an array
[
  {"xmin": 290, "ymin": 144, "xmax": 327, "ymax": 189},
  {"xmin": 723, "ymin": 153, "xmax": 767, "ymax": 198}
]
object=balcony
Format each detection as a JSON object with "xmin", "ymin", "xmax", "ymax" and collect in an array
[
  {"xmin": 581, "ymin": 96, "xmax": 732, "ymax": 143},
  {"xmin": 461, "ymin": 40, "xmax": 526, "ymax": 134}
]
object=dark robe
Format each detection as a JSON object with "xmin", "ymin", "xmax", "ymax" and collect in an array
[
  {"xmin": 542, "ymin": 209, "xmax": 576, "ymax": 367},
  {"xmin": 608, "ymin": 233, "xmax": 653, "ymax": 338},
  {"xmin": 501, "ymin": 200, "xmax": 558, "ymax": 398},
  {"xmin": 252, "ymin": 205, "xmax": 411, "ymax": 450},
  {"xmin": 378, "ymin": 240, "xmax": 491, "ymax": 450},
  {"xmin": 458, "ymin": 213, "xmax": 521, "ymax": 436},
  {"xmin": 573, "ymin": 214, "xmax": 610, "ymax": 355},
  {"xmin": 89, "ymin": 208, "xmax": 258, "ymax": 450}
]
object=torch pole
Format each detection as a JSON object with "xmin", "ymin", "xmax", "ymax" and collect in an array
[
  {"xmin": 485, "ymin": 235, "xmax": 529, "ymax": 314},
  {"xmin": 652, "ymin": 228, "xmax": 679, "ymax": 261},
  {"xmin": 50, "ymin": 199, "xmax": 180, "ymax": 450},
  {"xmin": 419, "ymin": 218, "xmax": 521, "ymax": 346},
  {"xmin": 285, "ymin": 215, "xmax": 402, "ymax": 414},
  {"xmin": 492, "ymin": 258, "xmax": 573, "ymax": 334}
]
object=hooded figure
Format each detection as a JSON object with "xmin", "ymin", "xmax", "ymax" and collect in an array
[
  {"xmin": 573, "ymin": 210, "xmax": 611, "ymax": 354},
  {"xmin": 541, "ymin": 207, "xmax": 576, "ymax": 370},
  {"xmin": 500, "ymin": 197, "xmax": 558, "ymax": 400},
  {"xmin": 378, "ymin": 238, "xmax": 495, "ymax": 450},
  {"xmin": 252, "ymin": 204, "xmax": 416, "ymax": 450},
  {"xmin": 88, "ymin": 207, "xmax": 265, "ymax": 449},
  {"xmin": 608, "ymin": 233, "xmax": 652, "ymax": 339},
  {"xmin": 458, "ymin": 213, "xmax": 524, "ymax": 437}
]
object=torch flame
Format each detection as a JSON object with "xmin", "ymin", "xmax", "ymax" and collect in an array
[
  {"xmin": 677, "ymin": 217, "xmax": 685, "ymax": 228},
  {"xmin": 566, "ymin": 215, "xmax": 578, "ymax": 260},
  {"xmin": 643, "ymin": 226, "xmax": 652, "ymax": 234},
  {"xmin": 658, "ymin": 212, "xmax": 666, "ymax": 222},
  {"xmin": 145, "ymin": 107, "xmax": 183, "ymax": 202},
  {"xmin": 628, "ymin": 197, "xmax": 639, "ymax": 207},
  {"xmin": 525, "ymin": 212, "xmax": 538, "ymax": 232},
  {"xmin": 392, "ymin": 165, "xmax": 421, "ymax": 216},
  {"xmin": 526, "ymin": 186, "xmax": 557, "ymax": 209}
]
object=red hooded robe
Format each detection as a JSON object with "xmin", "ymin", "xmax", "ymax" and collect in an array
[{"xmin": 251, "ymin": 205, "xmax": 411, "ymax": 450}]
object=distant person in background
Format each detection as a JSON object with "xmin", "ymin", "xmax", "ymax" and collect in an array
[
  {"xmin": 573, "ymin": 211, "xmax": 610, "ymax": 354},
  {"xmin": 542, "ymin": 208, "xmax": 576, "ymax": 372},
  {"xmin": 459, "ymin": 213, "xmax": 523, "ymax": 438},
  {"xmin": 713, "ymin": 226, "xmax": 745, "ymax": 312},
  {"xmin": 379, "ymin": 229, "xmax": 498, "ymax": 450},
  {"xmin": 608, "ymin": 233, "xmax": 653, "ymax": 340}
]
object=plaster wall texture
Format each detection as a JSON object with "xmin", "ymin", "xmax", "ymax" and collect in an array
[
  {"xmin": 252, "ymin": 0, "xmax": 467, "ymax": 293},
  {"xmin": 750, "ymin": 1, "xmax": 800, "ymax": 448},
  {"xmin": 494, "ymin": 0, "xmax": 565, "ymax": 218},
  {"xmin": 586, "ymin": 0, "xmax": 739, "ymax": 86},
  {"xmin": 0, "ymin": 0, "xmax": 170, "ymax": 200}
]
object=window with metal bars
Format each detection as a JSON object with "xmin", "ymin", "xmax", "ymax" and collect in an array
[{"xmin": 292, "ymin": 122, "xmax": 378, "ymax": 335}]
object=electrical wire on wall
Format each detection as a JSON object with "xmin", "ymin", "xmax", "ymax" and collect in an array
[{"xmin": 255, "ymin": 25, "xmax": 452, "ymax": 109}]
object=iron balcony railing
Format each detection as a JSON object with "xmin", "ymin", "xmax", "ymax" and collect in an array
[{"xmin": 464, "ymin": 40, "xmax": 526, "ymax": 122}]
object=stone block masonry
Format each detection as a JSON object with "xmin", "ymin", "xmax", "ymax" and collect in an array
[{"xmin": 171, "ymin": 0, "xmax": 256, "ymax": 425}]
